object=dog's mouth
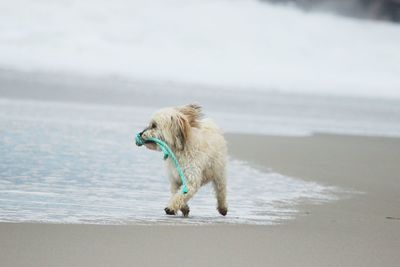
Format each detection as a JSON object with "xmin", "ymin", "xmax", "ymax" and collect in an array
[
  {"xmin": 137, "ymin": 128, "xmax": 166, "ymax": 151},
  {"xmin": 144, "ymin": 142, "xmax": 158, "ymax": 151}
]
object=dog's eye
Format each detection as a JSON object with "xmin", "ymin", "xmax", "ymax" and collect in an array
[{"xmin": 150, "ymin": 122, "xmax": 157, "ymax": 129}]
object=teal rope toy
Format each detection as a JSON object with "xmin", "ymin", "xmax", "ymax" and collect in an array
[{"xmin": 135, "ymin": 133, "xmax": 189, "ymax": 194}]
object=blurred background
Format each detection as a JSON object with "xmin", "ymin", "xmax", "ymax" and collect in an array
[
  {"xmin": 1, "ymin": 0, "xmax": 400, "ymax": 99},
  {"xmin": 1, "ymin": 0, "xmax": 400, "ymax": 135},
  {"xmin": 264, "ymin": 0, "xmax": 400, "ymax": 22}
]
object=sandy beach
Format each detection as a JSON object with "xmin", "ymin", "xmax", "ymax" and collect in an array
[{"xmin": 1, "ymin": 133, "xmax": 399, "ymax": 266}]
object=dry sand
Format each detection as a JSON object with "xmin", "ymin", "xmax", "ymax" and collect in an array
[{"xmin": 1, "ymin": 133, "xmax": 399, "ymax": 267}]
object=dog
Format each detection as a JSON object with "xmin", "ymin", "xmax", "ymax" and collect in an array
[{"xmin": 138, "ymin": 104, "xmax": 228, "ymax": 217}]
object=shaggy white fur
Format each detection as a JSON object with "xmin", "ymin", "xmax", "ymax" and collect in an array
[{"xmin": 140, "ymin": 104, "xmax": 228, "ymax": 217}]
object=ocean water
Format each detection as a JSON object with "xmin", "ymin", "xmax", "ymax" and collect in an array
[
  {"xmin": 0, "ymin": 98, "xmax": 339, "ymax": 225},
  {"xmin": 0, "ymin": 0, "xmax": 400, "ymax": 98}
]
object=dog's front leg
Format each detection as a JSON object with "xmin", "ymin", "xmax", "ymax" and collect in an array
[
  {"xmin": 170, "ymin": 182, "xmax": 180, "ymax": 194},
  {"xmin": 165, "ymin": 182, "xmax": 199, "ymax": 217},
  {"xmin": 164, "ymin": 182, "xmax": 183, "ymax": 215}
]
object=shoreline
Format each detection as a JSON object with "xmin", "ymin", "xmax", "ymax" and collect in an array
[
  {"xmin": 1, "ymin": 133, "xmax": 400, "ymax": 266},
  {"xmin": 226, "ymin": 133, "xmax": 400, "ymax": 215}
]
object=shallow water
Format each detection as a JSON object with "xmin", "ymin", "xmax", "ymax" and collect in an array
[{"xmin": 0, "ymin": 98, "xmax": 338, "ymax": 225}]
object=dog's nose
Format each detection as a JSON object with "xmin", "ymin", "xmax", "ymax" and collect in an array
[
  {"xmin": 136, "ymin": 128, "xmax": 149, "ymax": 146},
  {"xmin": 139, "ymin": 127, "xmax": 150, "ymax": 138}
]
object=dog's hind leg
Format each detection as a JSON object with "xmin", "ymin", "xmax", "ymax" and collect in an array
[{"xmin": 212, "ymin": 176, "xmax": 228, "ymax": 216}]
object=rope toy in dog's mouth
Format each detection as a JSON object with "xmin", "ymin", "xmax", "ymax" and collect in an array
[{"xmin": 135, "ymin": 133, "xmax": 189, "ymax": 194}]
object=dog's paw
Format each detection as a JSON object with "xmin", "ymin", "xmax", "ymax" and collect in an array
[
  {"xmin": 218, "ymin": 207, "xmax": 228, "ymax": 216},
  {"xmin": 180, "ymin": 205, "xmax": 190, "ymax": 217},
  {"xmin": 164, "ymin": 207, "xmax": 176, "ymax": 215}
]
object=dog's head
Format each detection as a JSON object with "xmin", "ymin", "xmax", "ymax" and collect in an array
[{"xmin": 139, "ymin": 104, "xmax": 202, "ymax": 151}]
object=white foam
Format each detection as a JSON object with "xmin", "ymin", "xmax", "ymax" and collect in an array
[{"xmin": 1, "ymin": 0, "xmax": 400, "ymax": 98}]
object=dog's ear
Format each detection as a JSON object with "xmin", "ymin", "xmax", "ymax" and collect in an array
[
  {"xmin": 176, "ymin": 104, "xmax": 202, "ymax": 128},
  {"xmin": 171, "ymin": 113, "xmax": 190, "ymax": 151}
]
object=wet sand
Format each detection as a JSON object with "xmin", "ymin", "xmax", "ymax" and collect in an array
[{"xmin": 1, "ymin": 133, "xmax": 400, "ymax": 266}]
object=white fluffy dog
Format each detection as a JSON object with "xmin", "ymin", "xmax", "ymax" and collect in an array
[{"xmin": 138, "ymin": 104, "xmax": 228, "ymax": 217}]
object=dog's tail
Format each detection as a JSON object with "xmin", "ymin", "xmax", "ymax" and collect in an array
[{"xmin": 200, "ymin": 118, "xmax": 223, "ymax": 134}]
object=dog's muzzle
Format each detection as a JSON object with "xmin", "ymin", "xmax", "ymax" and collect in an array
[{"xmin": 135, "ymin": 128, "xmax": 149, "ymax": 146}]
